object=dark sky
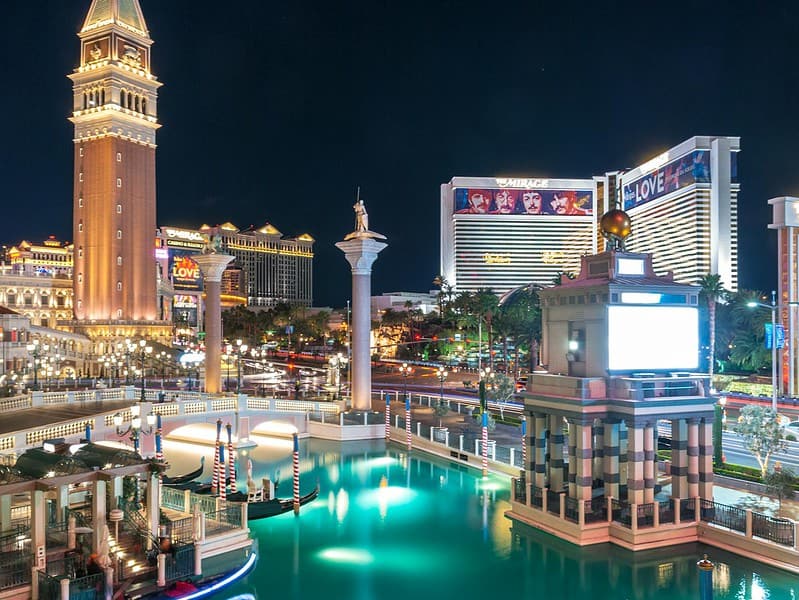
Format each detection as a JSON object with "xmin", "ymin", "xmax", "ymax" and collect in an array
[{"xmin": 2, "ymin": 1, "xmax": 797, "ymax": 307}]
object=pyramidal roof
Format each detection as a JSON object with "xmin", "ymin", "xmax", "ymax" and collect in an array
[{"xmin": 82, "ymin": 0, "xmax": 149, "ymax": 36}]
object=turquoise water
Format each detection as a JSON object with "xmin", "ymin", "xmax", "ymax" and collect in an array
[{"xmin": 164, "ymin": 437, "xmax": 799, "ymax": 600}]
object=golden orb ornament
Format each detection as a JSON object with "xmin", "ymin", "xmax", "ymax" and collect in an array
[{"xmin": 600, "ymin": 209, "xmax": 632, "ymax": 251}]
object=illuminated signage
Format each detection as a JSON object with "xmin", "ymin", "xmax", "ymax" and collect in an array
[
  {"xmin": 623, "ymin": 151, "xmax": 710, "ymax": 210},
  {"xmin": 495, "ymin": 178, "xmax": 549, "ymax": 188},
  {"xmin": 173, "ymin": 294, "xmax": 198, "ymax": 308},
  {"xmin": 155, "ymin": 248, "xmax": 169, "ymax": 260},
  {"xmin": 483, "ymin": 253, "xmax": 511, "ymax": 265},
  {"xmin": 170, "ymin": 252, "xmax": 203, "ymax": 291},
  {"xmin": 454, "ymin": 188, "xmax": 593, "ymax": 216},
  {"xmin": 164, "ymin": 228, "xmax": 204, "ymax": 242}
]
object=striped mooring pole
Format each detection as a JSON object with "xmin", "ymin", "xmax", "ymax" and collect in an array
[
  {"xmin": 211, "ymin": 419, "xmax": 222, "ymax": 495},
  {"xmin": 481, "ymin": 411, "xmax": 488, "ymax": 477},
  {"xmin": 292, "ymin": 433, "xmax": 300, "ymax": 515},
  {"xmin": 385, "ymin": 393, "xmax": 391, "ymax": 441},
  {"xmin": 218, "ymin": 442, "xmax": 226, "ymax": 501},
  {"xmin": 405, "ymin": 395, "xmax": 412, "ymax": 450},
  {"xmin": 226, "ymin": 423, "xmax": 237, "ymax": 494},
  {"xmin": 84, "ymin": 422, "xmax": 92, "ymax": 442},
  {"xmin": 521, "ymin": 417, "xmax": 527, "ymax": 473},
  {"xmin": 697, "ymin": 555, "xmax": 714, "ymax": 600}
]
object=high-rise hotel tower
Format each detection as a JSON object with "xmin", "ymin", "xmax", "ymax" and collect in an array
[{"xmin": 68, "ymin": 0, "xmax": 171, "ymax": 343}]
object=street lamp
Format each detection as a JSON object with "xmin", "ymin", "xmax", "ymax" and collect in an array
[
  {"xmin": 747, "ymin": 291, "xmax": 780, "ymax": 412},
  {"xmin": 224, "ymin": 344, "xmax": 233, "ymax": 392},
  {"xmin": 236, "ymin": 339, "xmax": 248, "ymax": 393},
  {"xmin": 138, "ymin": 340, "xmax": 152, "ymax": 402},
  {"xmin": 26, "ymin": 340, "xmax": 41, "ymax": 391},
  {"xmin": 437, "ymin": 366, "xmax": 448, "ymax": 405},
  {"xmin": 113, "ymin": 404, "xmax": 156, "ymax": 454},
  {"xmin": 159, "ymin": 351, "xmax": 167, "ymax": 388},
  {"xmin": 399, "ymin": 362, "xmax": 413, "ymax": 400}
]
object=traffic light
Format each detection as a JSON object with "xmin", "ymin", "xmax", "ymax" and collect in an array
[{"xmin": 414, "ymin": 334, "xmax": 421, "ymax": 341}]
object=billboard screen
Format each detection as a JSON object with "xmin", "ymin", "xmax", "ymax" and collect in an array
[
  {"xmin": 623, "ymin": 151, "xmax": 711, "ymax": 210},
  {"xmin": 170, "ymin": 251, "xmax": 203, "ymax": 291},
  {"xmin": 454, "ymin": 188, "xmax": 593, "ymax": 216},
  {"xmin": 173, "ymin": 294, "xmax": 198, "ymax": 327},
  {"xmin": 607, "ymin": 305, "xmax": 699, "ymax": 371}
]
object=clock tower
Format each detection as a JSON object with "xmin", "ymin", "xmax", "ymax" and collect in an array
[{"xmin": 68, "ymin": 0, "xmax": 171, "ymax": 343}]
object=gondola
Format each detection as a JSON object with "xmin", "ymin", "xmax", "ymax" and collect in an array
[
  {"xmin": 162, "ymin": 457, "xmax": 204, "ymax": 486},
  {"xmin": 235, "ymin": 485, "xmax": 320, "ymax": 520}
]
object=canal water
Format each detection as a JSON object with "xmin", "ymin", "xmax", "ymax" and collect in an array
[{"xmin": 162, "ymin": 437, "xmax": 799, "ymax": 600}]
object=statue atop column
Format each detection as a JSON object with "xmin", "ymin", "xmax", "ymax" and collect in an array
[{"xmin": 344, "ymin": 194, "xmax": 386, "ymax": 241}]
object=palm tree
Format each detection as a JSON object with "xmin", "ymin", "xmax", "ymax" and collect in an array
[{"xmin": 699, "ymin": 274, "xmax": 726, "ymax": 386}]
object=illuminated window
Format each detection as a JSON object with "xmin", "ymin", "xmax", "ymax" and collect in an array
[
  {"xmin": 117, "ymin": 309, "xmax": 123, "ymax": 318},
  {"xmin": 117, "ymin": 256, "xmax": 122, "ymax": 266},
  {"xmin": 116, "ymin": 204, "xmax": 122, "ymax": 213},
  {"xmin": 117, "ymin": 152, "xmax": 122, "ymax": 162},
  {"xmin": 77, "ymin": 300, "xmax": 82, "ymax": 309},
  {"xmin": 78, "ymin": 248, "xmax": 83, "ymax": 258},
  {"xmin": 117, "ymin": 282, "xmax": 122, "ymax": 291},
  {"xmin": 116, "ymin": 230, "xmax": 122, "ymax": 239},
  {"xmin": 79, "ymin": 172, "xmax": 83, "ymax": 182},
  {"xmin": 79, "ymin": 147, "xmax": 84, "ymax": 157},
  {"xmin": 77, "ymin": 274, "xmax": 83, "ymax": 283},
  {"xmin": 78, "ymin": 198, "xmax": 84, "ymax": 207},
  {"xmin": 116, "ymin": 178, "xmax": 122, "ymax": 188},
  {"xmin": 78, "ymin": 222, "xmax": 83, "ymax": 232}
]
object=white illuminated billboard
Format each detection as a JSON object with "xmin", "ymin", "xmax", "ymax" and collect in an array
[{"xmin": 607, "ymin": 305, "xmax": 699, "ymax": 371}]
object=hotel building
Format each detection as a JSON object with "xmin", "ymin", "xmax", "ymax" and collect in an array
[
  {"xmin": 615, "ymin": 136, "xmax": 739, "ymax": 292},
  {"xmin": 441, "ymin": 136, "xmax": 739, "ymax": 296},
  {"xmin": 440, "ymin": 177, "xmax": 598, "ymax": 295}
]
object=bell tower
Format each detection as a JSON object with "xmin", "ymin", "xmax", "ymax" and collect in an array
[{"xmin": 68, "ymin": 0, "xmax": 170, "ymax": 343}]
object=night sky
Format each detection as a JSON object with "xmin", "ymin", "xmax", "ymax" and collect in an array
[{"xmin": 2, "ymin": 1, "xmax": 797, "ymax": 307}]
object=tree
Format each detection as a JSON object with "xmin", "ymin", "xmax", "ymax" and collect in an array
[
  {"xmin": 732, "ymin": 405, "xmax": 788, "ymax": 478},
  {"xmin": 432, "ymin": 399, "xmax": 450, "ymax": 427},
  {"xmin": 698, "ymin": 273, "xmax": 726, "ymax": 384},
  {"xmin": 763, "ymin": 466, "xmax": 797, "ymax": 515}
]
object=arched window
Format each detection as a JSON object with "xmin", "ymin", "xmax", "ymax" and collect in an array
[
  {"xmin": 134, "ymin": 95, "xmax": 140, "ymax": 112},
  {"xmin": 120, "ymin": 90, "xmax": 126, "ymax": 107},
  {"xmin": 100, "ymin": 88, "xmax": 105, "ymax": 105},
  {"xmin": 142, "ymin": 98, "xmax": 147, "ymax": 114},
  {"xmin": 83, "ymin": 92, "xmax": 88, "ymax": 110}
]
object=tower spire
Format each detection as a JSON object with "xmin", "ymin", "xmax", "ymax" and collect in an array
[{"xmin": 82, "ymin": 0, "xmax": 149, "ymax": 36}]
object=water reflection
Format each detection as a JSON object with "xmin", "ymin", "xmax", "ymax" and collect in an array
[{"xmin": 160, "ymin": 438, "xmax": 799, "ymax": 600}]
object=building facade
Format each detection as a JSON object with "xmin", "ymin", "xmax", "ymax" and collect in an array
[
  {"xmin": 441, "ymin": 136, "xmax": 739, "ymax": 297},
  {"xmin": 615, "ymin": 136, "xmax": 739, "ymax": 292},
  {"xmin": 440, "ymin": 177, "xmax": 598, "ymax": 295},
  {"xmin": 68, "ymin": 0, "xmax": 171, "ymax": 343},
  {"xmin": 199, "ymin": 223, "xmax": 314, "ymax": 308},
  {"xmin": 769, "ymin": 196, "xmax": 799, "ymax": 397}
]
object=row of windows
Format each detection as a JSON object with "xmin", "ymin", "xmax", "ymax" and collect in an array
[
  {"xmin": 74, "ymin": 298, "xmax": 125, "ymax": 319},
  {"xmin": 2, "ymin": 293, "xmax": 68, "ymax": 307},
  {"xmin": 120, "ymin": 89, "xmax": 148, "ymax": 114},
  {"xmin": 82, "ymin": 88, "xmax": 106, "ymax": 109},
  {"xmin": 77, "ymin": 173, "xmax": 123, "ymax": 188},
  {"xmin": 76, "ymin": 222, "xmax": 124, "ymax": 239}
]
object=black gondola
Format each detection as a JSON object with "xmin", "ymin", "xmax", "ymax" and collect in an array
[{"xmin": 162, "ymin": 457, "xmax": 205, "ymax": 486}]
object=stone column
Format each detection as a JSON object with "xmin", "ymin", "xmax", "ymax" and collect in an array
[
  {"xmin": 592, "ymin": 421, "xmax": 604, "ymax": 488},
  {"xmin": 687, "ymin": 418, "xmax": 700, "ymax": 499},
  {"xmin": 548, "ymin": 415, "xmax": 564, "ymax": 491},
  {"xmin": 92, "ymin": 480, "xmax": 107, "ymax": 555},
  {"xmin": 643, "ymin": 422, "xmax": 656, "ymax": 503},
  {"xmin": 336, "ymin": 236, "xmax": 387, "ymax": 411},
  {"xmin": 534, "ymin": 413, "xmax": 548, "ymax": 490},
  {"xmin": 603, "ymin": 418, "xmax": 620, "ymax": 499},
  {"xmin": 618, "ymin": 420, "xmax": 628, "ymax": 488},
  {"xmin": 698, "ymin": 417, "xmax": 714, "ymax": 499},
  {"xmin": 31, "ymin": 489, "xmax": 46, "ymax": 570},
  {"xmin": 194, "ymin": 254, "xmax": 234, "ymax": 394},
  {"xmin": 574, "ymin": 421, "xmax": 593, "ymax": 501},
  {"xmin": 671, "ymin": 418, "xmax": 688, "ymax": 499},
  {"xmin": 567, "ymin": 419, "xmax": 577, "ymax": 498},
  {"xmin": 626, "ymin": 421, "xmax": 645, "ymax": 505}
]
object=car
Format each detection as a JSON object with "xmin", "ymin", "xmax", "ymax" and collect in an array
[{"xmin": 783, "ymin": 421, "xmax": 799, "ymax": 437}]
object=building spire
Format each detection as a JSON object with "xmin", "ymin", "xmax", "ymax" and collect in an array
[{"xmin": 81, "ymin": 0, "xmax": 149, "ymax": 36}]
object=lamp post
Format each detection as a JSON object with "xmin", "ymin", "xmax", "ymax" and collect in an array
[
  {"xmin": 113, "ymin": 404, "xmax": 156, "ymax": 454},
  {"xmin": 26, "ymin": 340, "xmax": 40, "ymax": 391},
  {"xmin": 236, "ymin": 339, "xmax": 248, "ymax": 393},
  {"xmin": 224, "ymin": 344, "xmax": 232, "ymax": 392},
  {"xmin": 138, "ymin": 340, "xmax": 152, "ymax": 402},
  {"xmin": 124, "ymin": 339, "xmax": 133, "ymax": 385},
  {"xmin": 437, "ymin": 366, "xmax": 448, "ymax": 405},
  {"xmin": 399, "ymin": 362, "xmax": 413, "ymax": 401},
  {"xmin": 159, "ymin": 351, "xmax": 167, "ymax": 388},
  {"xmin": 747, "ymin": 291, "xmax": 782, "ymax": 412}
]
